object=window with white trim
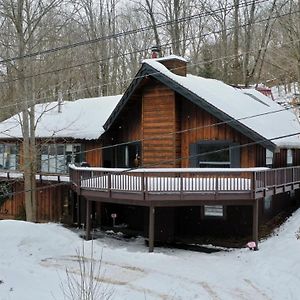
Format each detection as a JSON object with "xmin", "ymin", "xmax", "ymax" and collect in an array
[
  {"xmin": 203, "ymin": 205, "xmax": 224, "ymax": 217},
  {"xmin": 0, "ymin": 144, "xmax": 19, "ymax": 170}
]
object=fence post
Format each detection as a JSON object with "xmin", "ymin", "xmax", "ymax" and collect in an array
[
  {"xmin": 252, "ymin": 199, "xmax": 259, "ymax": 250},
  {"xmin": 141, "ymin": 172, "xmax": 145, "ymax": 200},
  {"xmin": 108, "ymin": 172, "xmax": 112, "ymax": 200},
  {"xmin": 252, "ymin": 171, "xmax": 256, "ymax": 198},
  {"xmin": 180, "ymin": 173, "xmax": 183, "ymax": 200},
  {"xmin": 215, "ymin": 174, "xmax": 219, "ymax": 199}
]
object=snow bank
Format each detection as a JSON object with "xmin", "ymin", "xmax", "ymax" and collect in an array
[{"xmin": 1, "ymin": 208, "xmax": 300, "ymax": 299}]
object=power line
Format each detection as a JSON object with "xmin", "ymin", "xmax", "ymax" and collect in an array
[
  {"xmin": 1, "ymin": 5, "xmax": 298, "ymax": 87},
  {"xmin": 2, "ymin": 129, "xmax": 300, "ymax": 199},
  {"xmin": 1, "ymin": 30, "xmax": 299, "ymax": 112},
  {"xmin": 0, "ymin": 0, "xmax": 269, "ymax": 65},
  {"xmin": 1, "ymin": 99, "xmax": 298, "ymax": 172}
]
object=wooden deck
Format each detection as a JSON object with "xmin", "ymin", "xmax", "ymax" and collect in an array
[
  {"xmin": 69, "ymin": 166, "xmax": 300, "ymax": 206},
  {"xmin": 69, "ymin": 165, "xmax": 300, "ymax": 252}
]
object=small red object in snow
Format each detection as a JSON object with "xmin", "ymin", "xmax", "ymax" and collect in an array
[{"xmin": 247, "ymin": 241, "xmax": 257, "ymax": 250}]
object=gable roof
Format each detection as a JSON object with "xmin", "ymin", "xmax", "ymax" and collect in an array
[
  {"xmin": 0, "ymin": 95, "xmax": 121, "ymax": 140},
  {"xmin": 104, "ymin": 57, "xmax": 300, "ymax": 149}
]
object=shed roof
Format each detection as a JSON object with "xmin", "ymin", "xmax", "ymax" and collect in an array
[{"xmin": 0, "ymin": 95, "xmax": 121, "ymax": 140}]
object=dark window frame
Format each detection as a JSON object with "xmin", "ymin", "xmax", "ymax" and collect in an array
[{"xmin": 189, "ymin": 140, "xmax": 240, "ymax": 168}]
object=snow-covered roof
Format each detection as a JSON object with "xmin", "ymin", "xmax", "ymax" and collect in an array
[
  {"xmin": 141, "ymin": 59, "xmax": 300, "ymax": 149},
  {"xmin": 0, "ymin": 95, "xmax": 121, "ymax": 140},
  {"xmin": 154, "ymin": 55, "xmax": 188, "ymax": 63}
]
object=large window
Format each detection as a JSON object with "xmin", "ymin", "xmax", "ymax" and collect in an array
[
  {"xmin": 0, "ymin": 144, "xmax": 19, "ymax": 170},
  {"xmin": 103, "ymin": 142, "xmax": 141, "ymax": 168},
  {"xmin": 190, "ymin": 141, "xmax": 240, "ymax": 168},
  {"xmin": 40, "ymin": 144, "xmax": 82, "ymax": 174}
]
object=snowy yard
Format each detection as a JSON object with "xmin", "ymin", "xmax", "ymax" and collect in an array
[{"xmin": 1, "ymin": 210, "xmax": 300, "ymax": 300}]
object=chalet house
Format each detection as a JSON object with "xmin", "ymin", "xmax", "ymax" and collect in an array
[
  {"xmin": 69, "ymin": 55, "xmax": 300, "ymax": 251},
  {"xmin": 0, "ymin": 95, "xmax": 121, "ymax": 221},
  {"xmin": 1, "ymin": 54, "xmax": 300, "ymax": 252}
]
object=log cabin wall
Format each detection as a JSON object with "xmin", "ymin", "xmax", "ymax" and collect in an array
[
  {"xmin": 142, "ymin": 81, "xmax": 178, "ymax": 168},
  {"xmin": 178, "ymin": 97, "xmax": 266, "ymax": 168}
]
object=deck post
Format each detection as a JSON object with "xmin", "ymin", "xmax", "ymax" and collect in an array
[
  {"xmin": 252, "ymin": 199, "xmax": 259, "ymax": 250},
  {"xmin": 76, "ymin": 193, "xmax": 82, "ymax": 228},
  {"xmin": 85, "ymin": 199, "xmax": 91, "ymax": 240},
  {"xmin": 148, "ymin": 205, "xmax": 155, "ymax": 252}
]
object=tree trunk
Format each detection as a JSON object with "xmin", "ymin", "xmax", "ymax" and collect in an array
[{"xmin": 232, "ymin": 0, "xmax": 240, "ymax": 85}]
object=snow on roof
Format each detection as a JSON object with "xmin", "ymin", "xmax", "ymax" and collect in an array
[
  {"xmin": 149, "ymin": 54, "xmax": 188, "ymax": 63},
  {"xmin": 143, "ymin": 59, "xmax": 300, "ymax": 148},
  {"xmin": 0, "ymin": 95, "xmax": 121, "ymax": 140}
]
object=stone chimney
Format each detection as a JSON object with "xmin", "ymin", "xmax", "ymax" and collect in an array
[{"xmin": 156, "ymin": 55, "xmax": 187, "ymax": 76}]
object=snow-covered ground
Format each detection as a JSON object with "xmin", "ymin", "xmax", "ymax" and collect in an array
[{"xmin": 1, "ymin": 210, "xmax": 300, "ymax": 300}]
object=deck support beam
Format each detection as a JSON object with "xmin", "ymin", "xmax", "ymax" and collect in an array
[
  {"xmin": 85, "ymin": 199, "xmax": 91, "ymax": 240},
  {"xmin": 252, "ymin": 199, "xmax": 259, "ymax": 250},
  {"xmin": 149, "ymin": 206, "xmax": 155, "ymax": 252},
  {"xmin": 76, "ymin": 193, "xmax": 82, "ymax": 228}
]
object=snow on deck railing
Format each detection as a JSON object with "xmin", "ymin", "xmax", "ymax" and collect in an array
[
  {"xmin": 69, "ymin": 165, "xmax": 267, "ymax": 192},
  {"xmin": 68, "ymin": 164, "xmax": 269, "ymax": 173},
  {"xmin": 0, "ymin": 169, "xmax": 69, "ymax": 182},
  {"xmin": 69, "ymin": 165, "xmax": 300, "ymax": 194}
]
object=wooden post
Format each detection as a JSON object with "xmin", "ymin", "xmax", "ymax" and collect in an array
[
  {"xmin": 148, "ymin": 206, "xmax": 155, "ymax": 252},
  {"xmin": 141, "ymin": 172, "xmax": 145, "ymax": 200},
  {"xmin": 76, "ymin": 193, "xmax": 81, "ymax": 228},
  {"xmin": 97, "ymin": 202, "xmax": 102, "ymax": 229},
  {"xmin": 86, "ymin": 199, "xmax": 91, "ymax": 240},
  {"xmin": 252, "ymin": 199, "xmax": 259, "ymax": 250}
]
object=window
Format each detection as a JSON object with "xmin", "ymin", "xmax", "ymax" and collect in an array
[
  {"xmin": 198, "ymin": 145, "xmax": 230, "ymax": 168},
  {"xmin": 0, "ymin": 144, "xmax": 19, "ymax": 170},
  {"xmin": 190, "ymin": 141, "xmax": 240, "ymax": 168},
  {"xmin": 203, "ymin": 205, "xmax": 224, "ymax": 218},
  {"xmin": 40, "ymin": 144, "xmax": 82, "ymax": 174},
  {"xmin": 287, "ymin": 149, "xmax": 293, "ymax": 166},
  {"xmin": 266, "ymin": 149, "xmax": 273, "ymax": 167}
]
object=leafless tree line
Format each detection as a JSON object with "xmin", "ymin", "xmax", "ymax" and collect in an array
[{"xmin": 0, "ymin": 0, "xmax": 298, "ymax": 107}]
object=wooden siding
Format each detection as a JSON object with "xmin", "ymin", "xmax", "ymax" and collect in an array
[
  {"xmin": 103, "ymin": 95, "xmax": 142, "ymax": 144},
  {"xmin": 179, "ymin": 98, "xmax": 266, "ymax": 168},
  {"xmin": 85, "ymin": 140, "xmax": 102, "ymax": 166},
  {"xmin": 0, "ymin": 181, "xmax": 69, "ymax": 222},
  {"xmin": 142, "ymin": 82, "xmax": 177, "ymax": 167}
]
